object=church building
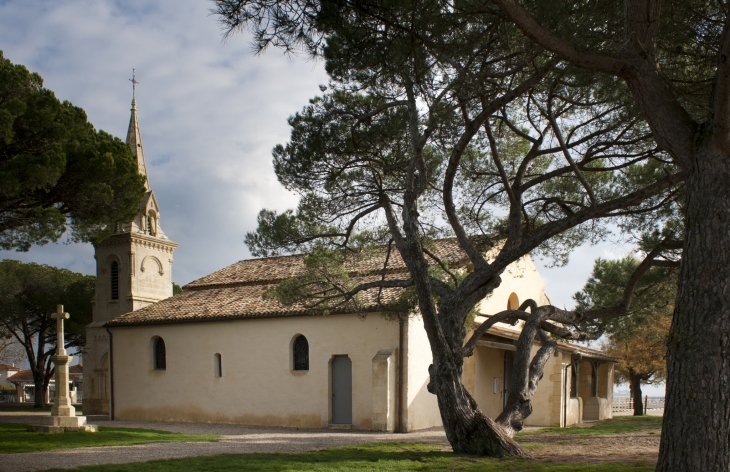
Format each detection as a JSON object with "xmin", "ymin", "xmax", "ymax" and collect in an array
[{"xmin": 84, "ymin": 94, "xmax": 616, "ymax": 431}]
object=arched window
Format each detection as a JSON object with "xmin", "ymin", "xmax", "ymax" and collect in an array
[
  {"xmin": 214, "ymin": 353, "xmax": 222, "ymax": 377},
  {"xmin": 110, "ymin": 261, "xmax": 119, "ymax": 300},
  {"xmin": 147, "ymin": 212, "xmax": 157, "ymax": 236},
  {"xmin": 293, "ymin": 335, "xmax": 309, "ymax": 371},
  {"xmin": 507, "ymin": 292, "xmax": 519, "ymax": 310},
  {"xmin": 154, "ymin": 337, "xmax": 166, "ymax": 370}
]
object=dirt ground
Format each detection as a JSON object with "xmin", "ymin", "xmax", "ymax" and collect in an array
[{"xmin": 523, "ymin": 429, "xmax": 660, "ymax": 466}]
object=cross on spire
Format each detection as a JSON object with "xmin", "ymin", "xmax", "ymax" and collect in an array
[
  {"xmin": 125, "ymin": 68, "xmax": 149, "ymax": 189},
  {"xmin": 129, "ymin": 68, "xmax": 139, "ymax": 100}
]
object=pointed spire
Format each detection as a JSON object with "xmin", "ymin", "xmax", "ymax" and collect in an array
[{"xmin": 126, "ymin": 69, "xmax": 150, "ymax": 190}]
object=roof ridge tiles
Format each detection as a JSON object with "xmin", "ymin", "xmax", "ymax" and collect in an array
[
  {"xmin": 183, "ymin": 266, "xmax": 416, "ymax": 290},
  {"xmin": 183, "ymin": 238, "xmax": 473, "ymax": 288}
]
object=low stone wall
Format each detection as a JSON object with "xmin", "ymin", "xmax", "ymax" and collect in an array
[
  {"xmin": 584, "ymin": 397, "xmax": 609, "ymax": 420},
  {"xmin": 566, "ymin": 397, "xmax": 582, "ymax": 426}
]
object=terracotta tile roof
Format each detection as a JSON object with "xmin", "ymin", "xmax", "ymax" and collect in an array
[
  {"xmin": 108, "ymin": 277, "xmax": 411, "ymax": 327},
  {"xmin": 7, "ymin": 365, "xmax": 83, "ymax": 383},
  {"xmin": 479, "ymin": 321, "xmax": 619, "ymax": 362},
  {"xmin": 0, "ymin": 364, "xmax": 20, "ymax": 371},
  {"xmin": 7, "ymin": 369, "xmax": 34, "ymax": 382},
  {"xmin": 557, "ymin": 342, "xmax": 620, "ymax": 362},
  {"xmin": 183, "ymin": 238, "xmax": 469, "ymax": 289},
  {"xmin": 8, "ymin": 366, "xmax": 83, "ymax": 384},
  {"xmin": 104, "ymin": 238, "xmax": 471, "ymax": 328}
]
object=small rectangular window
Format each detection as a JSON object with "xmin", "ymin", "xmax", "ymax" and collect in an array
[{"xmin": 214, "ymin": 353, "xmax": 222, "ymax": 377}]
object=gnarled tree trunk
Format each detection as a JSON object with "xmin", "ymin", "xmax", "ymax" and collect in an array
[
  {"xmin": 427, "ymin": 354, "xmax": 529, "ymax": 457},
  {"xmin": 657, "ymin": 146, "xmax": 730, "ymax": 471},
  {"xmin": 423, "ymin": 301, "xmax": 556, "ymax": 456}
]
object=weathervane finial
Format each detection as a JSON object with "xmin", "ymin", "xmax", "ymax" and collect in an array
[{"xmin": 129, "ymin": 68, "xmax": 139, "ymax": 100}]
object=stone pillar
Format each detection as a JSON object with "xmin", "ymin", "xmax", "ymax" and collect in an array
[
  {"xmin": 27, "ymin": 306, "xmax": 97, "ymax": 433},
  {"xmin": 371, "ymin": 348, "xmax": 397, "ymax": 432},
  {"xmin": 50, "ymin": 308, "xmax": 75, "ymax": 417}
]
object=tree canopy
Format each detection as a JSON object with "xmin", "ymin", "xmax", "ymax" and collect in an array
[
  {"xmin": 0, "ymin": 51, "xmax": 146, "ymax": 251},
  {"xmin": 0, "ymin": 260, "xmax": 94, "ymax": 407},
  {"xmin": 215, "ymin": 0, "xmax": 684, "ymax": 457}
]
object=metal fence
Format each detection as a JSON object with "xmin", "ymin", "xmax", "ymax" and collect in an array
[
  {"xmin": 0, "ymin": 394, "xmax": 17, "ymax": 403},
  {"xmin": 613, "ymin": 396, "xmax": 665, "ymax": 412}
]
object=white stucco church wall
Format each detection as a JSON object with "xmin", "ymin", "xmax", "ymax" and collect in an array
[
  {"xmin": 103, "ymin": 251, "xmax": 614, "ymax": 431},
  {"xmin": 112, "ymin": 314, "xmax": 400, "ymax": 428}
]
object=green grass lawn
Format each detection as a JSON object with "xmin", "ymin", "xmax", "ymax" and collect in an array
[
  {"xmin": 0, "ymin": 422, "xmax": 219, "ymax": 453},
  {"xmin": 516, "ymin": 416, "xmax": 663, "ymax": 438},
  {"xmin": 2, "ymin": 417, "xmax": 660, "ymax": 471},
  {"xmin": 40, "ymin": 443, "xmax": 654, "ymax": 472}
]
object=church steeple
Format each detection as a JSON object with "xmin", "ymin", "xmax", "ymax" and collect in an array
[
  {"xmin": 114, "ymin": 69, "xmax": 167, "ymax": 239},
  {"xmin": 84, "ymin": 70, "xmax": 178, "ymax": 415},
  {"xmin": 126, "ymin": 69, "xmax": 149, "ymax": 190}
]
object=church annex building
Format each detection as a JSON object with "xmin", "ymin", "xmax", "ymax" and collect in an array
[{"xmin": 83, "ymin": 97, "xmax": 616, "ymax": 432}]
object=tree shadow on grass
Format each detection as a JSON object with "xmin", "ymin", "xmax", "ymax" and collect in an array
[
  {"xmin": 42, "ymin": 443, "xmax": 654, "ymax": 472},
  {"xmin": 518, "ymin": 416, "xmax": 663, "ymax": 438},
  {"xmin": 0, "ymin": 422, "xmax": 218, "ymax": 454}
]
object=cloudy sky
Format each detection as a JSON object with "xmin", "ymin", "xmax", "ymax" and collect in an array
[{"xmin": 0, "ymin": 0, "xmax": 633, "ymax": 309}]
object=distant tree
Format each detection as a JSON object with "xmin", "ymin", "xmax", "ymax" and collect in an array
[
  {"xmin": 172, "ymin": 282, "xmax": 183, "ymax": 295},
  {"xmin": 0, "ymin": 260, "xmax": 93, "ymax": 407},
  {"xmin": 0, "ymin": 334, "xmax": 24, "ymax": 366},
  {"xmin": 576, "ymin": 254, "xmax": 677, "ymax": 416},
  {"xmin": 607, "ymin": 316, "xmax": 670, "ymax": 416},
  {"xmin": 0, "ymin": 51, "xmax": 146, "ymax": 251}
]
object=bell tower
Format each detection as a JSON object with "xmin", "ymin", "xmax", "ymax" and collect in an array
[{"xmin": 83, "ymin": 71, "xmax": 178, "ymax": 415}]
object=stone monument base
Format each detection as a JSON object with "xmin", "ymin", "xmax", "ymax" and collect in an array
[{"xmin": 27, "ymin": 415, "xmax": 98, "ymax": 433}]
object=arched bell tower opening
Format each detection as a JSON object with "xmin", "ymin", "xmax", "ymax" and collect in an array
[
  {"xmin": 83, "ymin": 75, "xmax": 178, "ymax": 416},
  {"xmin": 110, "ymin": 261, "xmax": 119, "ymax": 300}
]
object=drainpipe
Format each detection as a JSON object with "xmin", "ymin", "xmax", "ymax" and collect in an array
[
  {"xmin": 563, "ymin": 364, "xmax": 568, "ymax": 428},
  {"xmin": 397, "ymin": 317, "xmax": 405, "ymax": 433},
  {"xmin": 106, "ymin": 328, "xmax": 114, "ymax": 421}
]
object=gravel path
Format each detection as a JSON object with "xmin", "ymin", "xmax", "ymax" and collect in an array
[{"xmin": 0, "ymin": 412, "xmax": 449, "ymax": 472}]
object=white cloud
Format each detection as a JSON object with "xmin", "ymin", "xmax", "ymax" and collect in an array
[{"xmin": 0, "ymin": 0, "xmax": 327, "ymax": 284}]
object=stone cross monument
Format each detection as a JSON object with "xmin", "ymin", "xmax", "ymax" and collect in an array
[{"xmin": 27, "ymin": 305, "xmax": 97, "ymax": 433}]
